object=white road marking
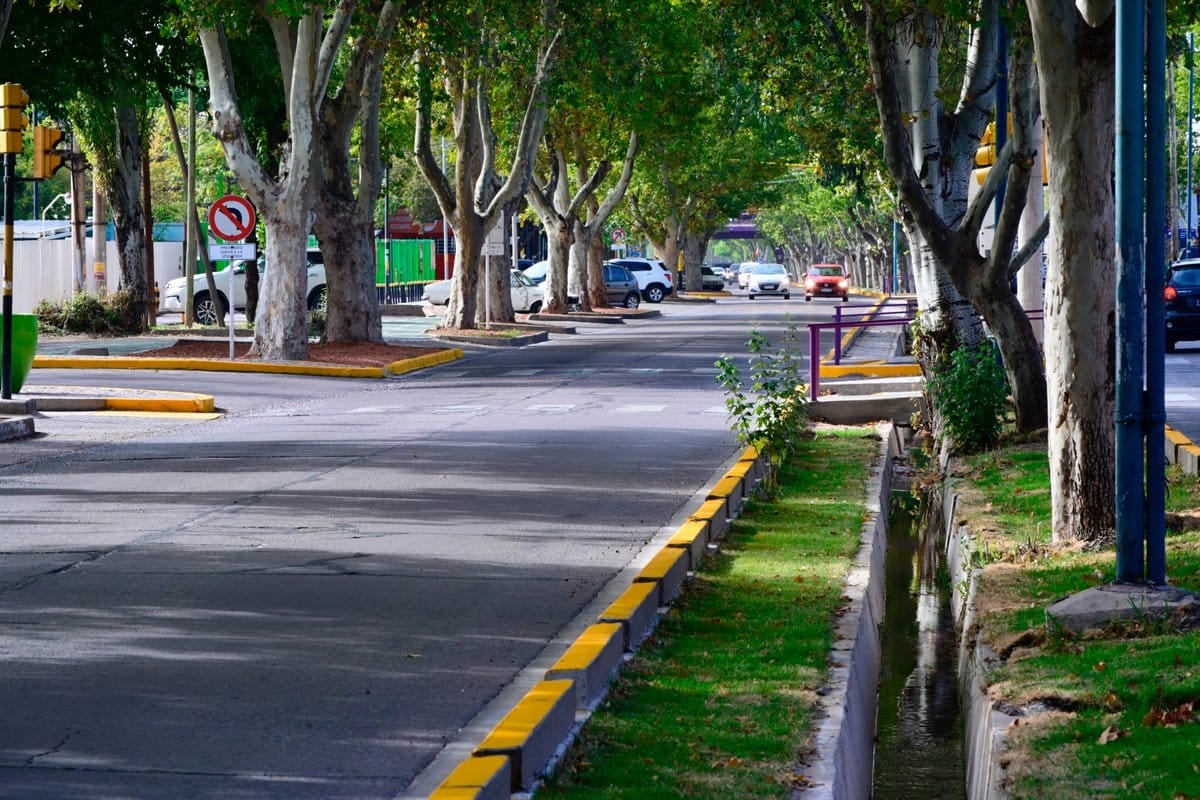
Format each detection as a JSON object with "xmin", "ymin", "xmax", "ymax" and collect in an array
[
  {"xmin": 526, "ymin": 404, "xmax": 576, "ymax": 413},
  {"xmin": 616, "ymin": 404, "xmax": 667, "ymax": 413}
]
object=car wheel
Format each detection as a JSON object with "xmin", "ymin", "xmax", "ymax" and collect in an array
[
  {"xmin": 842, "ymin": 294, "xmax": 850, "ymax": 302},
  {"xmin": 193, "ymin": 292, "xmax": 221, "ymax": 326},
  {"xmin": 307, "ymin": 286, "xmax": 328, "ymax": 311},
  {"xmin": 784, "ymin": 293, "xmax": 790, "ymax": 300},
  {"xmin": 623, "ymin": 292, "xmax": 641, "ymax": 309},
  {"xmin": 528, "ymin": 301, "xmax": 543, "ymax": 314},
  {"xmin": 644, "ymin": 284, "xmax": 665, "ymax": 303},
  {"xmin": 805, "ymin": 295, "xmax": 812, "ymax": 302},
  {"xmin": 748, "ymin": 294, "xmax": 756, "ymax": 300}
]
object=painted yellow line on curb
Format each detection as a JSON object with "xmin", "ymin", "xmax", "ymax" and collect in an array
[
  {"xmin": 386, "ymin": 348, "xmax": 464, "ymax": 375},
  {"xmin": 424, "ymin": 444, "xmax": 768, "ymax": 798},
  {"xmin": 87, "ymin": 410, "xmax": 223, "ymax": 420},
  {"xmin": 823, "ymin": 295, "xmax": 888, "ymax": 363},
  {"xmin": 105, "ymin": 396, "xmax": 217, "ymax": 413},
  {"xmin": 474, "ymin": 680, "xmax": 574, "ymax": 751},
  {"xmin": 33, "ymin": 348, "xmax": 464, "ymax": 379},
  {"xmin": 429, "ymin": 754, "xmax": 510, "ymax": 800},
  {"xmin": 819, "ymin": 362, "xmax": 923, "ymax": 379}
]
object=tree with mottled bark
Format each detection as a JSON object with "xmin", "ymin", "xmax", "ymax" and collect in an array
[
  {"xmin": 313, "ymin": 2, "xmax": 401, "ymax": 344},
  {"xmin": 411, "ymin": 3, "xmax": 562, "ymax": 330},
  {"xmin": 200, "ymin": 4, "xmax": 354, "ymax": 359},
  {"xmin": 865, "ymin": 2, "xmax": 1048, "ymax": 434},
  {"xmin": 1026, "ymin": 0, "xmax": 1116, "ymax": 543}
]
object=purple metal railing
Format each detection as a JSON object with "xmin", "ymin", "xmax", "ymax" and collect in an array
[{"xmin": 808, "ymin": 304, "xmax": 1044, "ymax": 400}]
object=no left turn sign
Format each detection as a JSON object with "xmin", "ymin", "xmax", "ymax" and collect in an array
[
  {"xmin": 610, "ymin": 227, "xmax": 625, "ymax": 242},
  {"xmin": 208, "ymin": 195, "xmax": 256, "ymax": 242}
]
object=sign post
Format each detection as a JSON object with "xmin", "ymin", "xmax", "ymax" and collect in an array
[{"xmin": 207, "ymin": 195, "xmax": 257, "ymax": 358}]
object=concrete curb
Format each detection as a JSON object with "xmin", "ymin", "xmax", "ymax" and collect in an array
[
  {"xmin": 31, "ymin": 348, "xmax": 464, "ymax": 380},
  {"xmin": 423, "ymin": 443, "xmax": 770, "ymax": 799},
  {"xmin": 431, "ymin": 331, "xmax": 549, "ymax": 347},
  {"xmin": 795, "ymin": 423, "xmax": 898, "ymax": 800},
  {"xmin": 0, "ymin": 414, "xmax": 36, "ymax": 441}
]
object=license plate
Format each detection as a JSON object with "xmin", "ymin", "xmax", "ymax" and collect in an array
[
  {"xmin": 819, "ymin": 286, "xmax": 832, "ymax": 293},
  {"xmin": 761, "ymin": 283, "xmax": 777, "ymax": 290},
  {"xmin": 1190, "ymin": 297, "xmax": 1200, "ymax": 309}
]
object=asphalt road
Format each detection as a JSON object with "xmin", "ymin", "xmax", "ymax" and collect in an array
[{"xmin": 0, "ymin": 296, "xmax": 844, "ymax": 799}]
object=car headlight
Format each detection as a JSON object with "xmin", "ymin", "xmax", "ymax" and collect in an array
[
  {"xmin": 838, "ymin": 279, "xmax": 848, "ymax": 288},
  {"xmin": 805, "ymin": 279, "xmax": 816, "ymax": 290}
]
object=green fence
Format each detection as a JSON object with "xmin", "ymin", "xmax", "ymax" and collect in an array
[{"xmin": 376, "ymin": 239, "xmax": 436, "ymax": 286}]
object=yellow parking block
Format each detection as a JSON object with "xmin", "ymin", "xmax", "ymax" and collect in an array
[
  {"xmin": 429, "ymin": 755, "xmax": 510, "ymax": 800},
  {"xmin": 474, "ymin": 680, "xmax": 575, "ymax": 791},
  {"xmin": 635, "ymin": 547, "xmax": 688, "ymax": 605},
  {"xmin": 546, "ymin": 623, "xmax": 624, "ymax": 709},
  {"xmin": 598, "ymin": 582, "xmax": 659, "ymax": 650},
  {"xmin": 667, "ymin": 519, "xmax": 709, "ymax": 568}
]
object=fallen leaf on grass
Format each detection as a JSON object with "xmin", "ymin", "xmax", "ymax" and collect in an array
[
  {"xmin": 1142, "ymin": 702, "xmax": 1197, "ymax": 728},
  {"xmin": 1098, "ymin": 725, "xmax": 1129, "ymax": 744}
]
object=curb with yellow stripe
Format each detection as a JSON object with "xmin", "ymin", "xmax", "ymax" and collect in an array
[
  {"xmin": 428, "ymin": 445, "xmax": 769, "ymax": 799},
  {"xmin": 816, "ymin": 295, "xmax": 922, "ymax": 381},
  {"xmin": 32, "ymin": 348, "xmax": 464, "ymax": 379}
]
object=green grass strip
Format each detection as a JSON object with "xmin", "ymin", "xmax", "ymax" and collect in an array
[
  {"xmin": 960, "ymin": 443, "xmax": 1200, "ymax": 800},
  {"xmin": 541, "ymin": 427, "xmax": 880, "ymax": 799}
]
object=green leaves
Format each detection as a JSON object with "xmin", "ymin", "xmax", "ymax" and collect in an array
[{"xmin": 716, "ymin": 325, "xmax": 810, "ymax": 476}]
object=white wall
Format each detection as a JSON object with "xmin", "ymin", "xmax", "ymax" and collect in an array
[{"xmin": 11, "ymin": 240, "xmax": 185, "ymax": 313}]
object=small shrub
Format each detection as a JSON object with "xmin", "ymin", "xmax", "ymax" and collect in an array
[
  {"xmin": 715, "ymin": 324, "xmax": 809, "ymax": 476},
  {"xmin": 927, "ymin": 339, "xmax": 1009, "ymax": 452},
  {"xmin": 34, "ymin": 289, "xmax": 146, "ymax": 336},
  {"xmin": 307, "ymin": 307, "xmax": 327, "ymax": 341}
]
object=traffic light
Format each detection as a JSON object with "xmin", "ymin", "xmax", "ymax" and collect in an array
[
  {"xmin": 32, "ymin": 125, "xmax": 65, "ymax": 179},
  {"xmin": 0, "ymin": 83, "xmax": 29, "ymax": 155},
  {"xmin": 975, "ymin": 122, "xmax": 996, "ymax": 167}
]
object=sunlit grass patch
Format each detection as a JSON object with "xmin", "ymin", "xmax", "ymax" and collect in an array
[{"xmin": 540, "ymin": 428, "xmax": 879, "ymax": 800}]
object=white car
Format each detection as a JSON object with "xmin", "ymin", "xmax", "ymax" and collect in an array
[
  {"xmin": 745, "ymin": 263, "xmax": 791, "ymax": 299},
  {"xmin": 161, "ymin": 249, "xmax": 327, "ymax": 325},
  {"xmin": 422, "ymin": 269, "xmax": 545, "ymax": 313},
  {"xmin": 604, "ymin": 257, "xmax": 675, "ymax": 303}
]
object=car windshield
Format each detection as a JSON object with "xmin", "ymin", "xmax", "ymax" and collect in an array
[
  {"xmin": 513, "ymin": 271, "xmax": 536, "ymax": 287},
  {"xmin": 812, "ymin": 266, "xmax": 843, "ymax": 276},
  {"xmin": 1170, "ymin": 267, "xmax": 1200, "ymax": 287},
  {"xmin": 756, "ymin": 264, "xmax": 786, "ymax": 275}
]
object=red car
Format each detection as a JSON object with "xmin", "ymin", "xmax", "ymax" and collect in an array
[{"xmin": 804, "ymin": 264, "xmax": 850, "ymax": 301}]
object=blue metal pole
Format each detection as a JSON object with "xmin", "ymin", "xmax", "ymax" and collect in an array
[
  {"xmin": 1115, "ymin": 0, "xmax": 1146, "ymax": 584},
  {"xmin": 892, "ymin": 218, "xmax": 899, "ymax": 293},
  {"xmin": 1189, "ymin": 34, "xmax": 1195, "ymax": 248},
  {"xmin": 1146, "ymin": 0, "xmax": 1167, "ymax": 585}
]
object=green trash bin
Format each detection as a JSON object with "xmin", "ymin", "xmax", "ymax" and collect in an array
[{"xmin": 0, "ymin": 313, "xmax": 38, "ymax": 394}]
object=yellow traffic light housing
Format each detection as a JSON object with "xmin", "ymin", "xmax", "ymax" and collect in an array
[
  {"xmin": 32, "ymin": 125, "xmax": 65, "ymax": 179},
  {"xmin": 0, "ymin": 82, "xmax": 29, "ymax": 155}
]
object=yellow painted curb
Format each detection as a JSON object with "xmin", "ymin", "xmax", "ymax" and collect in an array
[
  {"xmin": 104, "ymin": 396, "xmax": 216, "ymax": 413},
  {"xmin": 819, "ymin": 362, "xmax": 923, "ymax": 379},
  {"xmin": 386, "ymin": 348, "xmax": 464, "ymax": 375},
  {"xmin": 823, "ymin": 295, "xmax": 888, "ymax": 363},
  {"xmin": 708, "ymin": 475, "xmax": 742, "ymax": 500},
  {"xmin": 429, "ymin": 755, "xmax": 510, "ymax": 800},
  {"xmin": 474, "ymin": 680, "xmax": 574, "ymax": 752},
  {"xmin": 34, "ymin": 355, "xmax": 385, "ymax": 378},
  {"xmin": 635, "ymin": 547, "xmax": 687, "ymax": 584}
]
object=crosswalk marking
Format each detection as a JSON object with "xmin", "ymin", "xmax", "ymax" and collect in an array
[
  {"xmin": 503, "ymin": 369, "xmax": 543, "ymax": 376},
  {"xmin": 435, "ymin": 404, "xmax": 487, "ymax": 413},
  {"xmin": 704, "ymin": 406, "xmax": 727, "ymax": 415},
  {"xmin": 630, "ymin": 368, "xmax": 662, "ymax": 373},
  {"xmin": 691, "ymin": 367, "xmax": 721, "ymax": 375},
  {"xmin": 526, "ymin": 404, "xmax": 576, "ymax": 412}
]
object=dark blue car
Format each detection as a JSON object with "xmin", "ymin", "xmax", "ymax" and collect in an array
[{"xmin": 1166, "ymin": 259, "xmax": 1200, "ymax": 352}]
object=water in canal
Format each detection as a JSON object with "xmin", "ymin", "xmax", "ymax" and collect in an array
[{"xmin": 871, "ymin": 490, "xmax": 967, "ymax": 800}]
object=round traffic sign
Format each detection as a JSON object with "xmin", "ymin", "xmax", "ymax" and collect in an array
[
  {"xmin": 208, "ymin": 195, "xmax": 256, "ymax": 242},
  {"xmin": 610, "ymin": 227, "xmax": 625, "ymax": 242}
]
